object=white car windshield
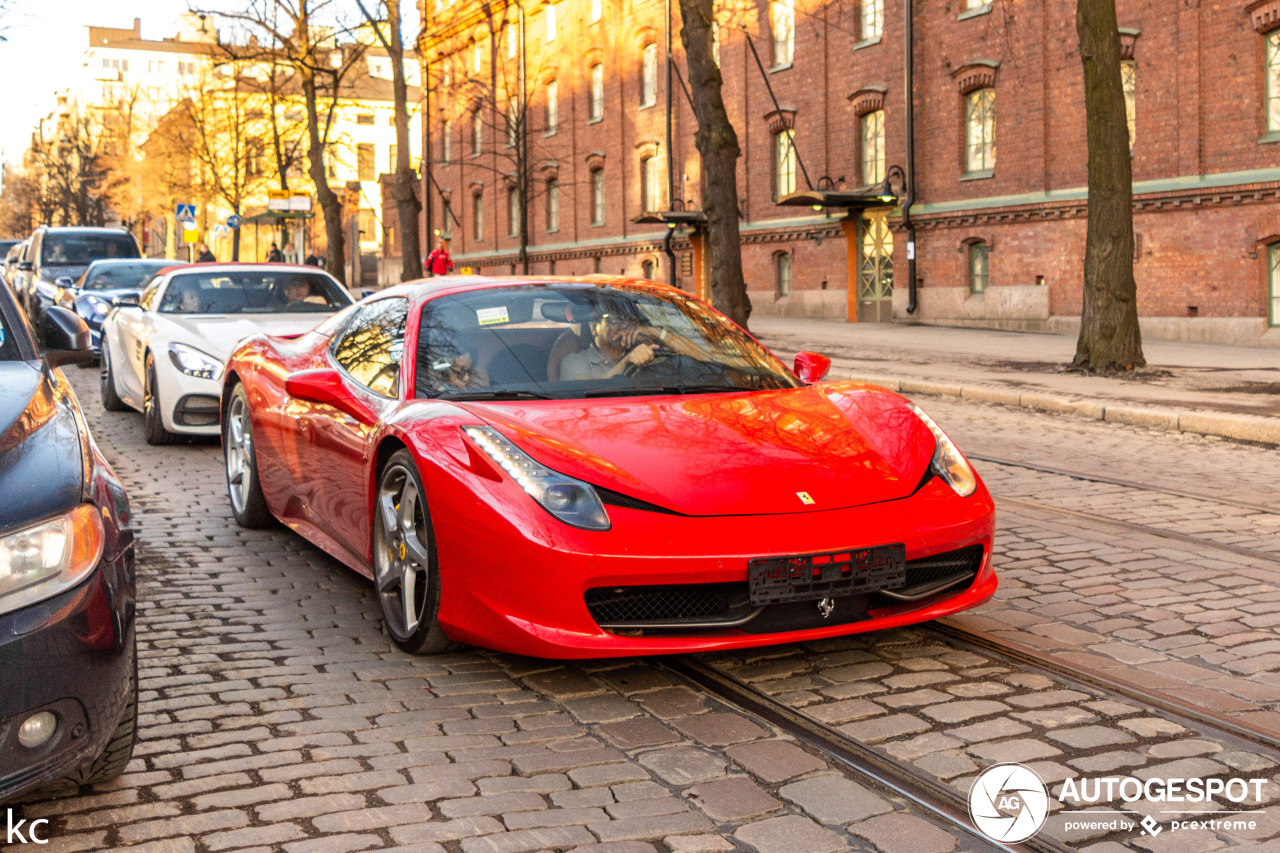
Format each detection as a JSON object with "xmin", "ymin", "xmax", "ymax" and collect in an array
[
  {"xmin": 415, "ymin": 283, "xmax": 800, "ymax": 400},
  {"xmin": 158, "ymin": 270, "xmax": 352, "ymax": 315}
]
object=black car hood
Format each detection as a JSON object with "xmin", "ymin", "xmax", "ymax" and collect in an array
[{"xmin": 0, "ymin": 362, "xmax": 84, "ymax": 532}]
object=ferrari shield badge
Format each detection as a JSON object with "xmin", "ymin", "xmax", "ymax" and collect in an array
[
  {"xmin": 817, "ymin": 597, "xmax": 835, "ymax": 618},
  {"xmin": 796, "ymin": 491, "xmax": 815, "ymax": 505}
]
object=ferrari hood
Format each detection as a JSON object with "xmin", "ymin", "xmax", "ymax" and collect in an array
[
  {"xmin": 464, "ymin": 382, "xmax": 938, "ymax": 517},
  {"xmin": 158, "ymin": 314, "xmax": 330, "ymax": 361}
]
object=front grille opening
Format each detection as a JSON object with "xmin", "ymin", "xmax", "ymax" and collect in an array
[
  {"xmin": 877, "ymin": 545, "xmax": 984, "ymax": 602},
  {"xmin": 174, "ymin": 394, "xmax": 220, "ymax": 427},
  {"xmin": 585, "ymin": 582, "xmax": 751, "ymax": 629},
  {"xmin": 595, "ymin": 487, "xmax": 682, "ymax": 516}
]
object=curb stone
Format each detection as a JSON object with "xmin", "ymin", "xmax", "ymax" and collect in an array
[{"xmin": 833, "ymin": 370, "xmax": 1280, "ymax": 448}]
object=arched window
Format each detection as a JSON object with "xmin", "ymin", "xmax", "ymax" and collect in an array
[
  {"xmin": 641, "ymin": 44, "xmax": 658, "ymax": 108},
  {"xmin": 641, "ymin": 156, "xmax": 660, "ymax": 212},
  {"xmin": 546, "ymin": 179, "xmax": 560, "ymax": 233},
  {"xmin": 591, "ymin": 168, "xmax": 606, "ymax": 226},
  {"xmin": 472, "ymin": 192, "xmax": 484, "ymax": 241},
  {"xmin": 969, "ymin": 240, "xmax": 989, "ymax": 294},
  {"xmin": 861, "ymin": 110, "xmax": 885, "ymax": 186},
  {"xmin": 775, "ymin": 251, "xmax": 792, "ymax": 297},
  {"xmin": 545, "ymin": 80, "xmax": 558, "ymax": 134},
  {"xmin": 965, "ymin": 87, "xmax": 995, "ymax": 174},
  {"xmin": 772, "ymin": 0, "xmax": 794, "ymax": 67},
  {"xmin": 589, "ymin": 64, "xmax": 604, "ymax": 121},
  {"xmin": 774, "ymin": 129, "xmax": 797, "ymax": 199},
  {"xmin": 507, "ymin": 186, "xmax": 521, "ymax": 237},
  {"xmin": 641, "ymin": 258, "xmax": 655, "ymax": 279}
]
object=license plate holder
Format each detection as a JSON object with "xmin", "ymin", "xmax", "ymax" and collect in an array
[{"xmin": 748, "ymin": 544, "xmax": 906, "ymax": 606}]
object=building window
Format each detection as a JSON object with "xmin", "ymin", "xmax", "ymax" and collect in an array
[
  {"xmin": 508, "ymin": 186, "xmax": 521, "ymax": 236},
  {"xmin": 775, "ymin": 252, "xmax": 792, "ymax": 297},
  {"xmin": 359, "ymin": 209, "xmax": 377, "ymax": 245},
  {"xmin": 969, "ymin": 241, "xmax": 989, "ymax": 294},
  {"xmin": 358, "ymin": 143, "xmax": 376, "ymax": 181},
  {"xmin": 641, "ymin": 156, "xmax": 660, "ymax": 212},
  {"xmin": 508, "ymin": 101, "xmax": 519, "ymax": 147},
  {"xmin": 1268, "ymin": 31, "xmax": 1280, "ymax": 134},
  {"xmin": 642, "ymin": 259, "xmax": 655, "ymax": 279},
  {"xmin": 472, "ymin": 40, "xmax": 483, "ymax": 74},
  {"xmin": 591, "ymin": 169, "xmax": 606, "ymax": 225},
  {"xmin": 1271, "ymin": 243, "xmax": 1280, "ymax": 326},
  {"xmin": 545, "ymin": 3, "xmax": 557, "ymax": 41},
  {"xmin": 591, "ymin": 0, "xmax": 602, "ymax": 23},
  {"xmin": 389, "ymin": 143, "xmax": 399, "ymax": 172},
  {"xmin": 357, "ymin": 113, "xmax": 375, "ymax": 125},
  {"xmin": 963, "ymin": 0, "xmax": 989, "ymax": 9},
  {"xmin": 861, "ymin": 110, "xmax": 885, "ymax": 186},
  {"xmin": 472, "ymin": 193, "xmax": 484, "ymax": 240},
  {"xmin": 506, "ymin": 24, "xmax": 518, "ymax": 59},
  {"xmin": 178, "ymin": 60, "xmax": 196, "ymax": 76},
  {"xmin": 442, "ymin": 59, "xmax": 454, "ymax": 88},
  {"xmin": 589, "ymin": 64, "xmax": 604, "ymax": 121},
  {"xmin": 965, "ymin": 88, "xmax": 995, "ymax": 174},
  {"xmin": 1122, "ymin": 59, "xmax": 1136, "ymax": 151},
  {"xmin": 862, "ymin": 0, "xmax": 883, "ymax": 41},
  {"xmin": 772, "ymin": 0, "xmax": 794, "ymax": 66},
  {"xmin": 546, "ymin": 179, "xmax": 560, "ymax": 232},
  {"xmin": 641, "ymin": 44, "xmax": 657, "ymax": 108},
  {"xmin": 440, "ymin": 120, "xmax": 451, "ymax": 164},
  {"xmin": 545, "ymin": 80, "xmax": 558, "ymax": 134},
  {"xmin": 442, "ymin": 200, "xmax": 453, "ymax": 237},
  {"xmin": 775, "ymin": 129, "xmax": 797, "ymax": 199}
]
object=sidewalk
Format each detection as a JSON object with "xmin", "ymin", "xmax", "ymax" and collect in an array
[{"xmin": 750, "ymin": 318, "xmax": 1280, "ymax": 446}]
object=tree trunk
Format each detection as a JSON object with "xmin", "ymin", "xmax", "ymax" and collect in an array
[
  {"xmin": 1073, "ymin": 0, "xmax": 1143, "ymax": 372},
  {"xmin": 677, "ymin": 0, "xmax": 750, "ymax": 328},
  {"xmin": 301, "ymin": 67, "xmax": 347, "ymax": 284},
  {"xmin": 386, "ymin": 0, "xmax": 423, "ymax": 282}
]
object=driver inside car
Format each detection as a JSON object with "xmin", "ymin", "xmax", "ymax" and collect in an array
[{"xmin": 559, "ymin": 311, "xmax": 662, "ymax": 381}]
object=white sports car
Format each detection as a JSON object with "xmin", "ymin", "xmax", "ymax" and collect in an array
[{"xmin": 100, "ymin": 263, "xmax": 355, "ymax": 444}]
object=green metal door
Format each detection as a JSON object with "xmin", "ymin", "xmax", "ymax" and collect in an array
[{"xmin": 857, "ymin": 210, "xmax": 894, "ymax": 323}]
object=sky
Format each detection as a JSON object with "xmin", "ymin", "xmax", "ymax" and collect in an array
[{"xmin": 0, "ymin": 1, "xmax": 421, "ymax": 169}]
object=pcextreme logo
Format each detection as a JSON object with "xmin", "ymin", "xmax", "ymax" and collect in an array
[{"xmin": 968, "ymin": 763, "xmax": 1270, "ymax": 843}]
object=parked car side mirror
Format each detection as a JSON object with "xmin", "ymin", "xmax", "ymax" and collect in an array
[
  {"xmin": 55, "ymin": 276, "xmax": 74, "ymax": 288},
  {"xmin": 360, "ymin": 288, "xmax": 374, "ymax": 299},
  {"xmin": 112, "ymin": 293, "xmax": 140, "ymax": 307},
  {"xmin": 793, "ymin": 351, "xmax": 832, "ymax": 384},
  {"xmin": 285, "ymin": 368, "xmax": 373, "ymax": 422},
  {"xmin": 43, "ymin": 306, "xmax": 94, "ymax": 367},
  {"xmin": 18, "ymin": 261, "xmax": 32, "ymax": 271}
]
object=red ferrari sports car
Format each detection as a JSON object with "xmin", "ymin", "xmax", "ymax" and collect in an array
[{"xmin": 220, "ymin": 276, "xmax": 995, "ymax": 658}]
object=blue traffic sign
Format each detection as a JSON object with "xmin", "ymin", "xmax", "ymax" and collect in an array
[
  {"xmin": 227, "ymin": 214, "xmax": 242, "ymax": 229},
  {"xmin": 176, "ymin": 203, "xmax": 196, "ymax": 222}
]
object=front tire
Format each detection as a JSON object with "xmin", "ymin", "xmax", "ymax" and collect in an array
[
  {"xmin": 48, "ymin": 640, "xmax": 138, "ymax": 793},
  {"xmin": 101, "ymin": 344, "xmax": 127, "ymax": 412},
  {"xmin": 373, "ymin": 450, "xmax": 459, "ymax": 655},
  {"xmin": 223, "ymin": 383, "xmax": 273, "ymax": 529},
  {"xmin": 142, "ymin": 354, "xmax": 176, "ymax": 445}
]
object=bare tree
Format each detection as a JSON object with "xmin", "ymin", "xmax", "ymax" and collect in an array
[
  {"xmin": 202, "ymin": 0, "xmax": 367, "ymax": 283},
  {"xmin": 678, "ymin": 0, "xmax": 749, "ymax": 327},
  {"xmin": 1073, "ymin": 0, "xmax": 1143, "ymax": 372},
  {"xmin": 355, "ymin": 0, "xmax": 422, "ymax": 281}
]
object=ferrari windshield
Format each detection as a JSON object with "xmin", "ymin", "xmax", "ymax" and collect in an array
[
  {"xmin": 158, "ymin": 270, "xmax": 352, "ymax": 315},
  {"xmin": 79, "ymin": 260, "xmax": 174, "ymax": 291},
  {"xmin": 415, "ymin": 283, "xmax": 800, "ymax": 399}
]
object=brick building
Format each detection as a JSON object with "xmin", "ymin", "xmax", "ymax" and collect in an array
[{"xmin": 416, "ymin": 0, "xmax": 1280, "ymax": 344}]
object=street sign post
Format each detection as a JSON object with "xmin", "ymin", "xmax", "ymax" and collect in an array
[
  {"xmin": 176, "ymin": 203, "xmax": 196, "ymax": 223},
  {"xmin": 226, "ymin": 214, "xmax": 242, "ymax": 229}
]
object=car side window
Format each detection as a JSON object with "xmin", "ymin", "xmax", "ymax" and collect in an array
[
  {"xmin": 331, "ymin": 298, "xmax": 410, "ymax": 398},
  {"xmin": 139, "ymin": 280, "xmax": 163, "ymax": 312}
]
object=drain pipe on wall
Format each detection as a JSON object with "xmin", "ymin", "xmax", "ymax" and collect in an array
[{"xmin": 904, "ymin": 0, "xmax": 918, "ymax": 314}]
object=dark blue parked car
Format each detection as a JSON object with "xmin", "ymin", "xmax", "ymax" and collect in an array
[
  {"xmin": 53, "ymin": 258, "xmax": 181, "ymax": 359},
  {"xmin": 0, "ymin": 284, "xmax": 137, "ymax": 803}
]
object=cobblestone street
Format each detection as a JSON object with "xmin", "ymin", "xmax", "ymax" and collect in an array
[{"xmin": 12, "ymin": 368, "xmax": 1280, "ymax": 852}]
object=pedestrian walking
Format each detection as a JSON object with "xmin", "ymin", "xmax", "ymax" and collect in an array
[
  {"xmin": 196, "ymin": 243, "xmax": 216, "ymax": 263},
  {"xmin": 267, "ymin": 242, "xmax": 283, "ymax": 263},
  {"xmin": 424, "ymin": 244, "xmax": 453, "ymax": 277}
]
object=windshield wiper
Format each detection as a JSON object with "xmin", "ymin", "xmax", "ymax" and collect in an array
[
  {"xmin": 444, "ymin": 390, "xmax": 553, "ymax": 401},
  {"xmin": 584, "ymin": 384, "xmax": 741, "ymax": 398}
]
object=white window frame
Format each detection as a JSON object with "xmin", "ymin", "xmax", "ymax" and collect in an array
[
  {"xmin": 775, "ymin": 129, "xmax": 797, "ymax": 199},
  {"xmin": 589, "ymin": 64, "xmax": 604, "ymax": 121},
  {"xmin": 861, "ymin": 110, "xmax": 885, "ymax": 186},
  {"xmin": 772, "ymin": 0, "xmax": 795, "ymax": 67},
  {"xmin": 546, "ymin": 179, "xmax": 560, "ymax": 232},
  {"xmin": 545, "ymin": 80, "xmax": 558, "ymax": 134},
  {"xmin": 965, "ymin": 88, "xmax": 996, "ymax": 174},
  {"xmin": 641, "ymin": 44, "xmax": 657, "ymax": 108},
  {"xmin": 591, "ymin": 169, "xmax": 606, "ymax": 225}
]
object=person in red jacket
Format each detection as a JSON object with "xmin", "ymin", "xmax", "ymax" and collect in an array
[{"xmin": 424, "ymin": 244, "xmax": 454, "ymax": 277}]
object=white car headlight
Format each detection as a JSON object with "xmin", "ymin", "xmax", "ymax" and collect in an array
[
  {"xmin": 909, "ymin": 404, "xmax": 977, "ymax": 498},
  {"xmin": 463, "ymin": 426, "xmax": 611, "ymax": 531},
  {"xmin": 87, "ymin": 296, "xmax": 110, "ymax": 316},
  {"xmin": 168, "ymin": 343, "xmax": 224, "ymax": 380},
  {"xmin": 1, "ymin": 505, "xmax": 105, "ymax": 616}
]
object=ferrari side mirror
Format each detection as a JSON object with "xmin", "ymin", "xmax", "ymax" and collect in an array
[
  {"xmin": 793, "ymin": 351, "xmax": 832, "ymax": 384},
  {"xmin": 285, "ymin": 368, "xmax": 371, "ymax": 422}
]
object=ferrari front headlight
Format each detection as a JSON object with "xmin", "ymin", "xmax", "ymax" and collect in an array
[
  {"xmin": 168, "ymin": 342, "xmax": 224, "ymax": 380},
  {"xmin": 0, "ymin": 505, "xmax": 105, "ymax": 616},
  {"xmin": 909, "ymin": 404, "xmax": 977, "ymax": 498},
  {"xmin": 463, "ymin": 426, "xmax": 611, "ymax": 531}
]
